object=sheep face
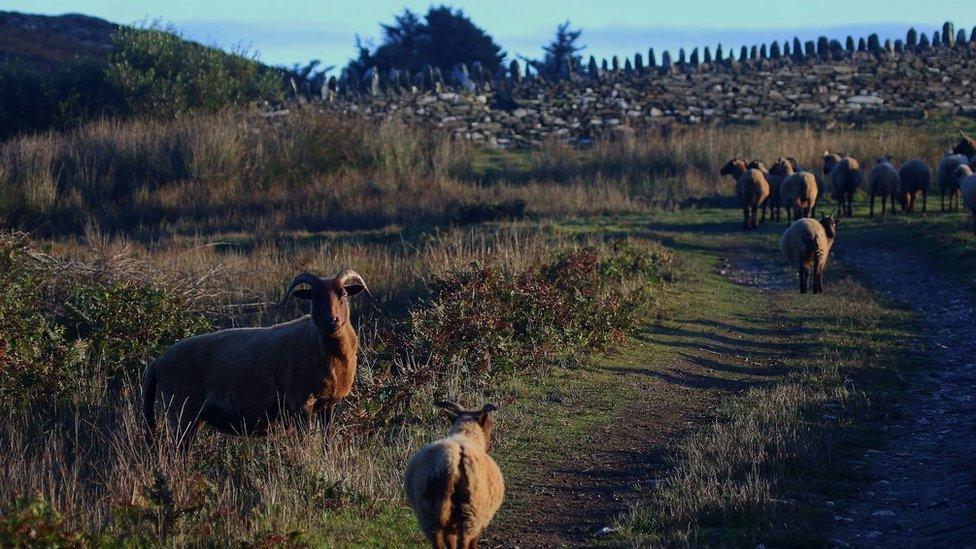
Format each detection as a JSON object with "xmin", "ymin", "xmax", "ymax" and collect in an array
[
  {"xmin": 769, "ymin": 157, "xmax": 794, "ymax": 177},
  {"xmin": 435, "ymin": 401, "xmax": 497, "ymax": 451},
  {"xmin": 785, "ymin": 156, "xmax": 799, "ymax": 171},
  {"xmin": 818, "ymin": 214, "xmax": 838, "ymax": 240},
  {"xmin": 746, "ymin": 160, "xmax": 768, "ymax": 173},
  {"xmin": 822, "ymin": 151, "xmax": 842, "ymax": 175},
  {"xmin": 720, "ymin": 158, "xmax": 747, "ymax": 178},
  {"xmin": 283, "ymin": 271, "xmax": 369, "ymax": 335},
  {"xmin": 953, "ymin": 131, "xmax": 976, "ymax": 157}
]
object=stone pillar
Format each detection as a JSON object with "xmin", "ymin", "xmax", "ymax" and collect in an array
[
  {"xmin": 793, "ymin": 37, "xmax": 803, "ymax": 59},
  {"xmin": 648, "ymin": 48, "xmax": 657, "ymax": 68},
  {"xmin": 918, "ymin": 32, "xmax": 931, "ymax": 50},
  {"xmin": 867, "ymin": 33, "xmax": 881, "ymax": 53},
  {"xmin": 749, "ymin": 45, "xmax": 758, "ymax": 60},
  {"xmin": 612, "ymin": 55, "xmax": 620, "ymax": 74},
  {"xmin": 770, "ymin": 41, "xmax": 780, "ymax": 59},
  {"xmin": 509, "ymin": 60, "xmax": 522, "ymax": 84},
  {"xmin": 846, "ymin": 36, "xmax": 855, "ymax": 51},
  {"xmin": 932, "ymin": 31, "xmax": 941, "ymax": 47},
  {"xmin": 635, "ymin": 52, "xmax": 645, "ymax": 74},
  {"xmin": 804, "ymin": 40, "xmax": 816, "ymax": 58},
  {"xmin": 588, "ymin": 56, "xmax": 599, "ymax": 79},
  {"xmin": 739, "ymin": 46, "xmax": 748, "ymax": 62},
  {"xmin": 660, "ymin": 50, "xmax": 673, "ymax": 74},
  {"xmin": 894, "ymin": 39, "xmax": 904, "ymax": 53},
  {"xmin": 944, "ymin": 22, "xmax": 955, "ymax": 46},
  {"xmin": 816, "ymin": 36, "xmax": 829, "ymax": 58},
  {"xmin": 690, "ymin": 47, "xmax": 699, "ymax": 68},
  {"xmin": 759, "ymin": 44, "xmax": 767, "ymax": 59},
  {"xmin": 956, "ymin": 29, "xmax": 967, "ymax": 47},
  {"xmin": 715, "ymin": 44, "xmax": 723, "ymax": 62},
  {"xmin": 907, "ymin": 27, "xmax": 918, "ymax": 49},
  {"xmin": 703, "ymin": 46, "xmax": 712, "ymax": 64}
]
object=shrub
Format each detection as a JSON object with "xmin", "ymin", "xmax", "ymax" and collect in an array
[
  {"xmin": 108, "ymin": 22, "xmax": 283, "ymax": 117},
  {"xmin": 0, "ymin": 233, "xmax": 210, "ymax": 404}
]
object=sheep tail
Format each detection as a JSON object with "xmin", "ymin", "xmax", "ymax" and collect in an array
[
  {"xmin": 450, "ymin": 447, "xmax": 473, "ymax": 527},
  {"xmin": 142, "ymin": 361, "xmax": 159, "ymax": 446}
]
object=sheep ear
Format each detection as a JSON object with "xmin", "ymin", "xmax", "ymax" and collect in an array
[
  {"xmin": 280, "ymin": 273, "xmax": 320, "ymax": 306},
  {"xmin": 434, "ymin": 401, "xmax": 461, "ymax": 419}
]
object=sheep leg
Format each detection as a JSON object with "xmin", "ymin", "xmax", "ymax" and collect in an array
[
  {"xmin": 813, "ymin": 264, "xmax": 824, "ymax": 293},
  {"xmin": 742, "ymin": 207, "xmax": 750, "ymax": 230},
  {"xmin": 798, "ymin": 267, "xmax": 808, "ymax": 294},
  {"xmin": 751, "ymin": 205, "xmax": 759, "ymax": 229},
  {"xmin": 321, "ymin": 400, "xmax": 338, "ymax": 447},
  {"xmin": 870, "ymin": 194, "xmax": 875, "ymax": 217},
  {"xmin": 972, "ymin": 211, "xmax": 976, "ymax": 235},
  {"xmin": 922, "ymin": 191, "xmax": 927, "ymax": 213},
  {"xmin": 941, "ymin": 190, "xmax": 946, "ymax": 212}
]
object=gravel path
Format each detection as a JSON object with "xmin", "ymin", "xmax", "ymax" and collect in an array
[{"xmin": 829, "ymin": 246, "xmax": 976, "ymax": 547}]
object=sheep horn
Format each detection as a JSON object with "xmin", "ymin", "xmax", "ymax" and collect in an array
[
  {"xmin": 336, "ymin": 269, "xmax": 371, "ymax": 297},
  {"xmin": 433, "ymin": 401, "xmax": 463, "ymax": 413},
  {"xmin": 279, "ymin": 273, "xmax": 321, "ymax": 306},
  {"xmin": 961, "ymin": 130, "xmax": 972, "ymax": 140}
]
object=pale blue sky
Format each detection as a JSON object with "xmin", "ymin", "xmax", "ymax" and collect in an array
[{"xmin": 7, "ymin": 1, "xmax": 974, "ymax": 70}]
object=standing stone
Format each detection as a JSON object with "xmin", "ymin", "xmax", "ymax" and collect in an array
[
  {"xmin": 678, "ymin": 48, "xmax": 686, "ymax": 65},
  {"xmin": 749, "ymin": 45, "xmax": 758, "ymax": 60},
  {"xmin": 867, "ymin": 33, "xmax": 881, "ymax": 52},
  {"xmin": 612, "ymin": 55, "xmax": 620, "ymax": 73},
  {"xmin": 509, "ymin": 60, "xmax": 521, "ymax": 83},
  {"xmin": 759, "ymin": 44, "xmax": 767, "ymax": 59},
  {"xmin": 690, "ymin": 48, "xmax": 700, "ymax": 67},
  {"xmin": 624, "ymin": 58, "xmax": 633, "ymax": 73},
  {"xmin": 817, "ymin": 36, "xmax": 829, "ymax": 57},
  {"xmin": 804, "ymin": 40, "xmax": 816, "ymax": 58},
  {"xmin": 858, "ymin": 37, "xmax": 867, "ymax": 52},
  {"xmin": 884, "ymin": 38, "xmax": 893, "ymax": 53},
  {"xmin": 648, "ymin": 48, "xmax": 657, "ymax": 68},
  {"xmin": 894, "ymin": 39, "xmax": 904, "ymax": 53},
  {"xmin": 703, "ymin": 46, "xmax": 712, "ymax": 64},
  {"xmin": 367, "ymin": 66, "xmax": 380, "ymax": 96},
  {"xmin": 907, "ymin": 27, "xmax": 918, "ymax": 49},
  {"xmin": 783, "ymin": 41, "xmax": 791, "ymax": 57},
  {"xmin": 565, "ymin": 57, "xmax": 575, "ymax": 80},
  {"xmin": 932, "ymin": 31, "xmax": 941, "ymax": 47},
  {"xmin": 432, "ymin": 67, "xmax": 444, "ymax": 92},
  {"xmin": 588, "ymin": 55, "xmax": 599, "ymax": 79},
  {"xmin": 956, "ymin": 29, "xmax": 967, "ymax": 47},
  {"xmin": 971, "ymin": 27, "xmax": 976, "ymax": 43},
  {"xmin": 829, "ymin": 39, "xmax": 843, "ymax": 59},
  {"xmin": 944, "ymin": 22, "xmax": 955, "ymax": 46},
  {"xmin": 715, "ymin": 44, "xmax": 723, "ymax": 62},
  {"xmin": 602, "ymin": 58, "xmax": 609, "ymax": 72},
  {"xmin": 471, "ymin": 61, "xmax": 485, "ymax": 86},
  {"xmin": 846, "ymin": 36, "xmax": 855, "ymax": 51},
  {"xmin": 770, "ymin": 41, "xmax": 781, "ymax": 59},
  {"xmin": 635, "ymin": 53, "xmax": 644, "ymax": 74},
  {"xmin": 660, "ymin": 50, "xmax": 673, "ymax": 74},
  {"xmin": 739, "ymin": 46, "xmax": 749, "ymax": 62},
  {"xmin": 918, "ymin": 33, "xmax": 931, "ymax": 50},
  {"xmin": 793, "ymin": 37, "xmax": 803, "ymax": 59}
]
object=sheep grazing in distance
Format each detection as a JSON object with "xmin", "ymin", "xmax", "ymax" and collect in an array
[
  {"xmin": 786, "ymin": 156, "xmax": 825, "ymax": 216},
  {"xmin": 749, "ymin": 159, "xmax": 782, "ymax": 222},
  {"xmin": 868, "ymin": 156, "xmax": 899, "ymax": 216},
  {"xmin": 957, "ymin": 164, "xmax": 976, "ymax": 234},
  {"xmin": 721, "ymin": 158, "xmax": 770, "ymax": 230},
  {"xmin": 780, "ymin": 213, "xmax": 839, "ymax": 294},
  {"xmin": 897, "ymin": 158, "xmax": 931, "ymax": 213},
  {"xmin": 405, "ymin": 402, "xmax": 504, "ymax": 549},
  {"xmin": 143, "ymin": 270, "xmax": 370, "ymax": 450},
  {"xmin": 935, "ymin": 153, "xmax": 970, "ymax": 211},
  {"xmin": 823, "ymin": 151, "xmax": 862, "ymax": 217}
]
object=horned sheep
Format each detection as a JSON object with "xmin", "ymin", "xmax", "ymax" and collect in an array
[
  {"xmin": 142, "ymin": 270, "xmax": 369, "ymax": 450},
  {"xmin": 823, "ymin": 152, "xmax": 862, "ymax": 217},
  {"xmin": 867, "ymin": 156, "xmax": 899, "ymax": 216},
  {"xmin": 897, "ymin": 158, "xmax": 931, "ymax": 213},
  {"xmin": 935, "ymin": 153, "xmax": 970, "ymax": 211},
  {"xmin": 720, "ymin": 158, "xmax": 770, "ymax": 230},
  {"xmin": 404, "ymin": 402, "xmax": 504, "ymax": 549},
  {"xmin": 780, "ymin": 214, "xmax": 839, "ymax": 294},
  {"xmin": 957, "ymin": 165, "xmax": 976, "ymax": 234}
]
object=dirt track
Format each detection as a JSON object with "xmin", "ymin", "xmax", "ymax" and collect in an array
[{"xmin": 827, "ymin": 245, "xmax": 976, "ymax": 547}]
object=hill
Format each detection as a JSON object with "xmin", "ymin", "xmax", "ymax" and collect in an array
[{"xmin": 0, "ymin": 11, "xmax": 117, "ymax": 72}]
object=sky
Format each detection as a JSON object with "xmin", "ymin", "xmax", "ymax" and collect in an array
[{"xmin": 7, "ymin": 1, "xmax": 974, "ymax": 71}]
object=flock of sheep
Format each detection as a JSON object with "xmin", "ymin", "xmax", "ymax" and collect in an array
[
  {"xmin": 142, "ymin": 270, "xmax": 502, "ymax": 547},
  {"xmin": 722, "ymin": 131, "xmax": 976, "ymax": 293}
]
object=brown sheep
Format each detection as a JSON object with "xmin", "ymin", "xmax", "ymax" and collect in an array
[
  {"xmin": 721, "ymin": 158, "xmax": 769, "ymax": 230},
  {"xmin": 897, "ymin": 158, "xmax": 931, "ymax": 213},
  {"xmin": 749, "ymin": 159, "xmax": 782, "ymax": 222},
  {"xmin": 780, "ymin": 214, "xmax": 839, "ymax": 294},
  {"xmin": 823, "ymin": 152, "xmax": 862, "ymax": 217},
  {"xmin": 786, "ymin": 156, "xmax": 825, "ymax": 216},
  {"xmin": 868, "ymin": 156, "xmax": 899, "ymax": 216},
  {"xmin": 780, "ymin": 171, "xmax": 819, "ymax": 222},
  {"xmin": 405, "ymin": 402, "xmax": 504, "ymax": 549},
  {"xmin": 143, "ymin": 271, "xmax": 369, "ymax": 450},
  {"xmin": 935, "ymin": 153, "xmax": 969, "ymax": 211},
  {"xmin": 952, "ymin": 130, "xmax": 976, "ymax": 158}
]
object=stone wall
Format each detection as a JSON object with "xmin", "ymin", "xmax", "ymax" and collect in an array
[{"xmin": 301, "ymin": 23, "xmax": 976, "ymax": 148}]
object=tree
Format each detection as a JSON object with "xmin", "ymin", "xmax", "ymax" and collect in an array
[
  {"xmin": 531, "ymin": 21, "xmax": 584, "ymax": 78},
  {"xmin": 348, "ymin": 6, "xmax": 505, "ymax": 74}
]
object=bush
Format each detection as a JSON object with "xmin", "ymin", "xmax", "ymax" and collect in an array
[
  {"xmin": 108, "ymin": 23, "xmax": 283, "ymax": 117},
  {"xmin": 0, "ymin": 233, "xmax": 210, "ymax": 404}
]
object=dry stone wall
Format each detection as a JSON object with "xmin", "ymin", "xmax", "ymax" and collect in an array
[{"xmin": 300, "ymin": 23, "xmax": 976, "ymax": 148}]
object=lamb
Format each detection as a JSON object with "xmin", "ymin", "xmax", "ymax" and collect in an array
[
  {"xmin": 935, "ymin": 153, "xmax": 969, "ymax": 211},
  {"xmin": 404, "ymin": 402, "xmax": 504, "ymax": 549},
  {"xmin": 957, "ymin": 164, "xmax": 976, "ymax": 234},
  {"xmin": 780, "ymin": 213, "xmax": 839, "ymax": 294},
  {"xmin": 142, "ymin": 270, "xmax": 369, "ymax": 450},
  {"xmin": 823, "ymin": 152, "xmax": 862, "ymax": 217},
  {"xmin": 867, "ymin": 156, "xmax": 899, "ymax": 216},
  {"xmin": 720, "ymin": 158, "xmax": 770, "ymax": 230},
  {"xmin": 749, "ymin": 159, "xmax": 782, "ymax": 222},
  {"xmin": 896, "ymin": 158, "xmax": 931, "ymax": 213}
]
